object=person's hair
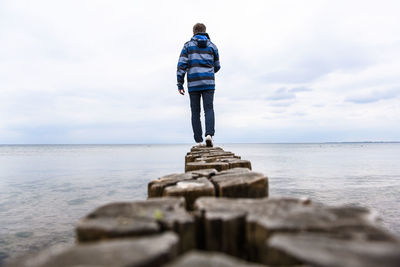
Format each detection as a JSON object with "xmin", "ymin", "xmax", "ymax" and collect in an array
[{"xmin": 193, "ymin": 23, "xmax": 206, "ymax": 34}]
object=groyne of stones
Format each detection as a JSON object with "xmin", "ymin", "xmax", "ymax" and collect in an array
[{"xmin": 7, "ymin": 146, "xmax": 400, "ymax": 267}]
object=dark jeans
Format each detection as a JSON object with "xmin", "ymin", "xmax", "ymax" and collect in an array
[{"xmin": 189, "ymin": 90, "xmax": 215, "ymax": 143}]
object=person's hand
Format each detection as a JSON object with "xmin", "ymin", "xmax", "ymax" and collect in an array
[{"xmin": 178, "ymin": 89, "xmax": 185, "ymax": 95}]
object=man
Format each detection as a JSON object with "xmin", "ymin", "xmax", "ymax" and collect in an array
[{"xmin": 177, "ymin": 23, "xmax": 220, "ymax": 147}]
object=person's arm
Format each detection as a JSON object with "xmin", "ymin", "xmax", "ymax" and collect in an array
[
  {"xmin": 213, "ymin": 45, "xmax": 221, "ymax": 73},
  {"xmin": 177, "ymin": 45, "xmax": 188, "ymax": 94}
]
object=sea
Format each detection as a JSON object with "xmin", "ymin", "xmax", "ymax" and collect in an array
[{"xmin": 0, "ymin": 143, "xmax": 399, "ymax": 264}]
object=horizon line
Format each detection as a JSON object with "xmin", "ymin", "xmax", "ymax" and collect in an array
[{"xmin": 1, "ymin": 141, "xmax": 400, "ymax": 146}]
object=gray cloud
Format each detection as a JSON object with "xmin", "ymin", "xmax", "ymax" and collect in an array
[
  {"xmin": 268, "ymin": 101, "xmax": 295, "ymax": 107},
  {"xmin": 290, "ymin": 87, "xmax": 312, "ymax": 93},
  {"xmin": 266, "ymin": 88, "xmax": 296, "ymax": 101},
  {"xmin": 1, "ymin": 0, "xmax": 400, "ymax": 143},
  {"xmin": 266, "ymin": 86, "xmax": 312, "ymax": 102},
  {"xmin": 258, "ymin": 31, "xmax": 374, "ymax": 84},
  {"xmin": 346, "ymin": 88, "xmax": 400, "ymax": 104}
]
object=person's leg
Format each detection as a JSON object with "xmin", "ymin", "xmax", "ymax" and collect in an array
[
  {"xmin": 189, "ymin": 91, "xmax": 203, "ymax": 143},
  {"xmin": 201, "ymin": 90, "xmax": 215, "ymax": 137}
]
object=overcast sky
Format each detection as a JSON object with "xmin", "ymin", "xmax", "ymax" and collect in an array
[{"xmin": 1, "ymin": 0, "xmax": 399, "ymax": 144}]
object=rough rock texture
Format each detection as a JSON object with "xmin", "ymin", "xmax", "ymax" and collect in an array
[
  {"xmin": 197, "ymin": 208, "xmax": 247, "ymax": 257},
  {"xmin": 149, "ymin": 168, "xmax": 269, "ymax": 207},
  {"xmin": 148, "ymin": 170, "xmax": 218, "ymax": 199},
  {"xmin": 185, "ymin": 151, "xmax": 232, "ymax": 163},
  {"xmin": 216, "ymin": 158, "xmax": 252, "ymax": 169},
  {"xmin": 185, "ymin": 147, "xmax": 252, "ymax": 172},
  {"xmin": 194, "ymin": 155, "xmax": 241, "ymax": 163},
  {"xmin": 186, "ymin": 149, "xmax": 236, "ymax": 162},
  {"xmin": 217, "ymin": 168, "xmax": 251, "ymax": 175},
  {"xmin": 76, "ymin": 197, "xmax": 195, "ymax": 252},
  {"xmin": 185, "ymin": 161, "xmax": 230, "ymax": 172},
  {"xmin": 266, "ymin": 233, "xmax": 400, "ymax": 267},
  {"xmin": 7, "ymin": 232, "xmax": 179, "ymax": 267},
  {"xmin": 190, "ymin": 146, "xmax": 224, "ymax": 152},
  {"xmin": 148, "ymin": 173, "xmax": 194, "ymax": 198},
  {"xmin": 188, "ymin": 168, "xmax": 218, "ymax": 179},
  {"xmin": 211, "ymin": 171, "xmax": 268, "ymax": 198},
  {"xmin": 163, "ymin": 251, "xmax": 268, "ymax": 267},
  {"xmin": 163, "ymin": 178, "xmax": 215, "ymax": 210},
  {"xmin": 194, "ymin": 197, "xmax": 396, "ymax": 262}
]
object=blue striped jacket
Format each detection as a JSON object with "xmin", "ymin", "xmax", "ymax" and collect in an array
[{"xmin": 177, "ymin": 33, "xmax": 220, "ymax": 92}]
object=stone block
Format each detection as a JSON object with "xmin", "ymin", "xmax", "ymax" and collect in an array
[
  {"xmin": 190, "ymin": 146, "xmax": 223, "ymax": 152},
  {"xmin": 185, "ymin": 162, "xmax": 229, "ymax": 172},
  {"xmin": 7, "ymin": 232, "xmax": 179, "ymax": 267},
  {"xmin": 186, "ymin": 152, "xmax": 237, "ymax": 165},
  {"xmin": 194, "ymin": 157, "xmax": 217, "ymax": 163},
  {"xmin": 199, "ymin": 210, "xmax": 247, "ymax": 257},
  {"xmin": 198, "ymin": 155, "xmax": 241, "ymax": 162},
  {"xmin": 207, "ymin": 152, "xmax": 236, "ymax": 158},
  {"xmin": 76, "ymin": 197, "xmax": 196, "ymax": 252},
  {"xmin": 164, "ymin": 251, "xmax": 268, "ymax": 267},
  {"xmin": 163, "ymin": 178, "xmax": 216, "ymax": 210},
  {"xmin": 216, "ymin": 158, "xmax": 252, "ymax": 169},
  {"xmin": 210, "ymin": 171, "xmax": 268, "ymax": 198},
  {"xmin": 148, "ymin": 173, "xmax": 193, "ymax": 198},
  {"xmin": 194, "ymin": 197, "xmax": 394, "ymax": 263},
  {"xmin": 187, "ymin": 168, "xmax": 218, "ymax": 179},
  {"xmin": 217, "ymin": 168, "xmax": 251, "ymax": 175},
  {"xmin": 185, "ymin": 153, "xmax": 202, "ymax": 164},
  {"xmin": 265, "ymin": 233, "xmax": 400, "ymax": 267}
]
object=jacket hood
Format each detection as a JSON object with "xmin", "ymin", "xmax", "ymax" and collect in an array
[{"xmin": 192, "ymin": 33, "xmax": 210, "ymax": 48}]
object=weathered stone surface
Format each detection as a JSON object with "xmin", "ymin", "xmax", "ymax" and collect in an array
[
  {"xmin": 185, "ymin": 153, "xmax": 207, "ymax": 164},
  {"xmin": 247, "ymin": 200, "xmax": 396, "ymax": 262},
  {"xmin": 195, "ymin": 155, "xmax": 241, "ymax": 162},
  {"xmin": 198, "ymin": 209, "xmax": 247, "ymax": 257},
  {"xmin": 185, "ymin": 152, "xmax": 237, "ymax": 164},
  {"xmin": 185, "ymin": 146, "xmax": 248, "ymax": 173},
  {"xmin": 187, "ymin": 149, "xmax": 233, "ymax": 157},
  {"xmin": 194, "ymin": 157, "xmax": 219, "ymax": 163},
  {"xmin": 189, "ymin": 168, "xmax": 249, "ymax": 179},
  {"xmin": 216, "ymin": 167, "xmax": 251, "ymax": 175},
  {"xmin": 163, "ymin": 178, "xmax": 216, "ymax": 210},
  {"xmin": 187, "ymin": 168, "xmax": 218, "ymax": 179},
  {"xmin": 206, "ymin": 152, "xmax": 237, "ymax": 159},
  {"xmin": 207, "ymin": 151, "xmax": 235, "ymax": 156},
  {"xmin": 194, "ymin": 197, "xmax": 394, "ymax": 262},
  {"xmin": 164, "ymin": 251, "xmax": 268, "ymax": 267},
  {"xmin": 210, "ymin": 171, "xmax": 268, "ymax": 198},
  {"xmin": 185, "ymin": 161, "xmax": 229, "ymax": 172},
  {"xmin": 266, "ymin": 233, "xmax": 400, "ymax": 267},
  {"xmin": 216, "ymin": 158, "xmax": 252, "ymax": 169},
  {"xmin": 148, "ymin": 173, "xmax": 193, "ymax": 198},
  {"xmin": 194, "ymin": 197, "xmax": 255, "ymax": 258},
  {"xmin": 7, "ymin": 232, "xmax": 179, "ymax": 267},
  {"xmin": 190, "ymin": 146, "xmax": 223, "ymax": 152},
  {"xmin": 76, "ymin": 197, "xmax": 196, "ymax": 252}
]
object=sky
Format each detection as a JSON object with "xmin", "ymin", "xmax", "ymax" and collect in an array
[{"xmin": 0, "ymin": 0, "xmax": 399, "ymax": 144}]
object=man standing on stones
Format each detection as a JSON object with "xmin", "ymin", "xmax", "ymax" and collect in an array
[{"xmin": 177, "ymin": 23, "xmax": 220, "ymax": 147}]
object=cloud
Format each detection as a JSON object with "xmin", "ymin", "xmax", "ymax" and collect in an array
[
  {"xmin": 268, "ymin": 100, "xmax": 296, "ymax": 107},
  {"xmin": 290, "ymin": 87, "xmax": 312, "ymax": 93},
  {"xmin": 1, "ymin": 0, "xmax": 400, "ymax": 143},
  {"xmin": 266, "ymin": 88, "xmax": 296, "ymax": 101},
  {"xmin": 346, "ymin": 88, "xmax": 400, "ymax": 104},
  {"xmin": 265, "ymin": 86, "xmax": 312, "ymax": 102}
]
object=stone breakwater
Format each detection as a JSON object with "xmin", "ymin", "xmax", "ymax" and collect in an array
[{"xmin": 6, "ymin": 146, "xmax": 400, "ymax": 267}]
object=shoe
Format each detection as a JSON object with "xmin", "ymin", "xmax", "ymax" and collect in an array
[
  {"xmin": 196, "ymin": 142, "xmax": 204, "ymax": 147},
  {"xmin": 205, "ymin": 135, "xmax": 213, "ymax": 147}
]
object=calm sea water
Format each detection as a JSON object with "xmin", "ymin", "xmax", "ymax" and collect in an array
[{"xmin": 0, "ymin": 143, "xmax": 399, "ymax": 264}]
